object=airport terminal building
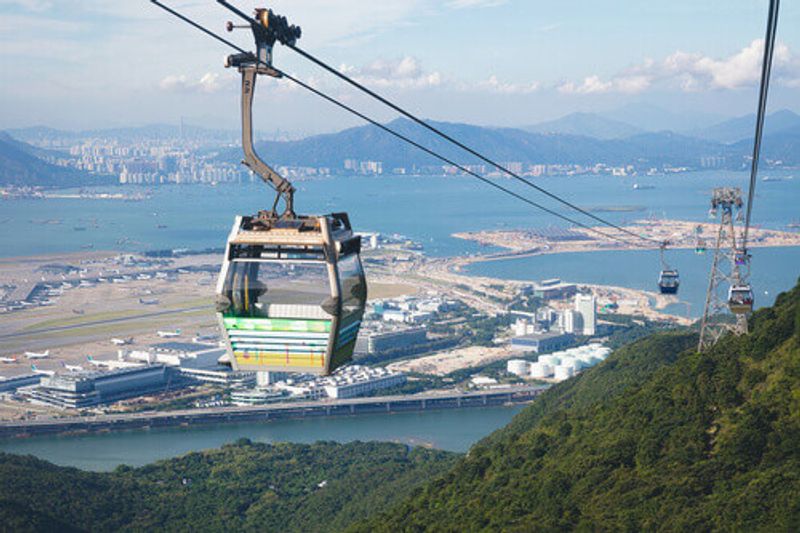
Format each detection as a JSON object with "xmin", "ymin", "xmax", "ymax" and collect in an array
[{"xmin": 25, "ymin": 365, "xmax": 173, "ymax": 409}]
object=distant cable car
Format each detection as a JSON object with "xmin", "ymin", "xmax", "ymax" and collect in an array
[
  {"xmin": 214, "ymin": 16, "xmax": 366, "ymax": 375},
  {"xmin": 657, "ymin": 242, "xmax": 680, "ymax": 294},
  {"xmin": 734, "ymin": 250, "xmax": 749, "ymax": 266},
  {"xmin": 728, "ymin": 285, "xmax": 754, "ymax": 314},
  {"xmin": 658, "ymin": 269, "xmax": 680, "ymax": 294},
  {"xmin": 694, "ymin": 226, "xmax": 706, "ymax": 254},
  {"xmin": 695, "ymin": 239, "xmax": 706, "ymax": 254}
]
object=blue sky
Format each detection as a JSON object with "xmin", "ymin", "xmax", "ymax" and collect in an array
[{"xmin": 0, "ymin": 0, "xmax": 797, "ymax": 134}]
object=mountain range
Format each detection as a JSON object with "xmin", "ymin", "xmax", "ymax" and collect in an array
[
  {"xmin": 0, "ymin": 132, "xmax": 114, "ymax": 187},
  {"xmin": 223, "ymin": 112, "xmax": 800, "ymax": 170},
  {"xmin": 520, "ymin": 108, "xmax": 800, "ymax": 143},
  {"xmin": 2, "ymin": 107, "xmax": 799, "ymax": 187},
  {"xmin": 690, "ymin": 109, "xmax": 800, "ymax": 143}
]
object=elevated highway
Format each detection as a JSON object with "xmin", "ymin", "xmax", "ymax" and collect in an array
[{"xmin": 0, "ymin": 385, "xmax": 546, "ymax": 438}]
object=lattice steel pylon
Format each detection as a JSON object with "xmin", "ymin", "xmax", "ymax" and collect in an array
[{"xmin": 698, "ymin": 187, "xmax": 750, "ymax": 350}]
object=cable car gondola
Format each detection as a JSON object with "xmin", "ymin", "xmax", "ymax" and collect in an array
[
  {"xmin": 214, "ymin": 13, "xmax": 366, "ymax": 375},
  {"xmin": 657, "ymin": 242, "xmax": 680, "ymax": 294},
  {"xmin": 728, "ymin": 285, "xmax": 754, "ymax": 314},
  {"xmin": 694, "ymin": 225, "xmax": 706, "ymax": 254},
  {"xmin": 658, "ymin": 269, "xmax": 680, "ymax": 294}
]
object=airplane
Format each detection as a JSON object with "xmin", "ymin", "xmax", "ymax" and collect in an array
[
  {"xmin": 25, "ymin": 350, "xmax": 50, "ymax": 359},
  {"xmin": 157, "ymin": 329, "xmax": 181, "ymax": 338},
  {"xmin": 192, "ymin": 333, "xmax": 218, "ymax": 343},
  {"xmin": 0, "ymin": 356, "xmax": 17, "ymax": 364},
  {"xmin": 31, "ymin": 364, "xmax": 54, "ymax": 376},
  {"xmin": 86, "ymin": 355, "xmax": 141, "ymax": 370},
  {"xmin": 111, "ymin": 337, "xmax": 134, "ymax": 346},
  {"xmin": 62, "ymin": 362, "xmax": 83, "ymax": 372}
]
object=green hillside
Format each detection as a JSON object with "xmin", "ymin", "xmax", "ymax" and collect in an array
[
  {"xmin": 2, "ymin": 281, "xmax": 799, "ymax": 532},
  {"xmin": 360, "ymin": 280, "xmax": 800, "ymax": 531},
  {"xmin": 0, "ymin": 441, "xmax": 456, "ymax": 532},
  {"xmin": 0, "ymin": 132, "xmax": 115, "ymax": 187}
]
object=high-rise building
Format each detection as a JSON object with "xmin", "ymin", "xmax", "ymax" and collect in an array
[
  {"xmin": 574, "ymin": 294, "xmax": 596, "ymax": 336},
  {"xmin": 558, "ymin": 309, "xmax": 582, "ymax": 334}
]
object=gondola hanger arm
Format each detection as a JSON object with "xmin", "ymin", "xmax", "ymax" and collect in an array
[{"xmin": 223, "ymin": 4, "xmax": 302, "ymax": 220}]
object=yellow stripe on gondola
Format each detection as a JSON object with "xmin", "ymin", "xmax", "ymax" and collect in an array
[
  {"xmin": 243, "ymin": 274, "xmax": 249, "ymax": 312},
  {"xmin": 234, "ymin": 350, "xmax": 325, "ymax": 368}
]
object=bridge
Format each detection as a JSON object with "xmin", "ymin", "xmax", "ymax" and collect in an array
[{"xmin": 0, "ymin": 385, "xmax": 547, "ymax": 439}]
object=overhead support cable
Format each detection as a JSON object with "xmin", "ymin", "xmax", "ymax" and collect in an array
[
  {"xmin": 742, "ymin": 0, "xmax": 780, "ymax": 250},
  {"xmin": 150, "ymin": 0, "xmax": 653, "ymax": 247},
  {"xmin": 215, "ymin": 0, "xmax": 662, "ymax": 246}
]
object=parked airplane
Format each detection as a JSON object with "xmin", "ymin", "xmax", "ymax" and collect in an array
[
  {"xmin": 111, "ymin": 337, "xmax": 134, "ymax": 346},
  {"xmin": 25, "ymin": 350, "xmax": 50, "ymax": 359},
  {"xmin": 0, "ymin": 356, "xmax": 17, "ymax": 364},
  {"xmin": 62, "ymin": 362, "xmax": 83, "ymax": 372},
  {"xmin": 157, "ymin": 329, "xmax": 181, "ymax": 338},
  {"xmin": 30, "ymin": 364, "xmax": 54, "ymax": 376},
  {"xmin": 86, "ymin": 355, "xmax": 141, "ymax": 370},
  {"xmin": 192, "ymin": 333, "xmax": 217, "ymax": 343}
]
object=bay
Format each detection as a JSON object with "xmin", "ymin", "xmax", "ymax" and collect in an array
[
  {"xmin": 1, "ymin": 170, "xmax": 797, "ymax": 259},
  {"xmin": 0, "ymin": 405, "xmax": 523, "ymax": 471}
]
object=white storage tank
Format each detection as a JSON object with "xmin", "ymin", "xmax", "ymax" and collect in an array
[
  {"xmin": 539, "ymin": 354, "xmax": 560, "ymax": 366},
  {"xmin": 529, "ymin": 362, "xmax": 553, "ymax": 379},
  {"xmin": 507, "ymin": 359, "xmax": 530, "ymax": 377},
  {"xmin": 577, "ymin": 354, "xmax": 599, "ymax": 366},
  {"xmin": 559, "ymin": 356, "xmax": 582, "ymax": 370},
  {"xmin": 553, "ymin": 365, "xmax": 575, "ymax": 381}
]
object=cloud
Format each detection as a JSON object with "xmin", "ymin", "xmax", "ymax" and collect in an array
[
  {"xmin": 475, "ymin": 75, "xmax": 540, "ymax": 94},
  {"xmin": 558, "ymin": 39, "xmax": 800, "ymax": 95},
  {"xmin": 338, "ymin": 56, "xmax": 443, "ymax": 89},
  {"xmin": 159, "ymin": 72, "xmax": 225, "ymax": 94},
  {"xmin": 1, "ymin": 0, "xmax": 53, "ymax": 12},
  {"xmin": 446, "ymin": 0, "xmax": 507, "ymax": 8}
]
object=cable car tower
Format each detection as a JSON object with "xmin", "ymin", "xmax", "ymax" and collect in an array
[
  {"xmin": 697, "ymin": 0, "xmax": 779, "ymax": 351},
  {"xmin": 698, "ymin": 187, "xmax": 749, "ymax": 350}
]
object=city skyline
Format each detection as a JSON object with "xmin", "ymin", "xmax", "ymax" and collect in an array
[{"xmin": 1, "ymin": 1, "xmax": 799, "ymax": 134}]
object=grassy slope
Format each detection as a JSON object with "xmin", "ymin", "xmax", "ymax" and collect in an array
[{"xmin": 360, "ymin": 281, "xmax": 800, "ymax": 531}]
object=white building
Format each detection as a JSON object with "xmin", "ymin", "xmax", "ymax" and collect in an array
[
  {"xmin": 513, "ymin": 318, "xmax": 537, "ymax": 337},
  {"xmin": 322, "ymin": 366, "xmax": 406, "ymax": 399},
  {"xmin": 574, "ymin": 294, "xmax": 597, "ymax": 336},
  {"xmin": 558, "ymin": 309, "xmax": 582, "ymax": 334}
]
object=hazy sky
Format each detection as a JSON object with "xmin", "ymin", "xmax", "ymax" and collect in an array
[{"xmin": 1, "ymin": 0, "xmax": 798, "ymax": 134}]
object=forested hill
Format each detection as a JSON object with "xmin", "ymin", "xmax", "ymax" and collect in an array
[
  {"xmin": 0, "ymin": 441, "xmax": 456, "ymax": 532},
  {"xmin": 3, "ymin": 283, "xmax": 800, "ymax": 532},
  {"xmin": 359, "ymin": 279, "xmax": 800, "ymax": 531}
]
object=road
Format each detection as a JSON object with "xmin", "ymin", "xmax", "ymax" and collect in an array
[{"xmin": 0, "ymin": 385, "xmax": 548, "ymax": 437}]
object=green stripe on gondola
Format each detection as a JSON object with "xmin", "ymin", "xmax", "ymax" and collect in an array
[{"xmin": 223, "ymin": 316, "xmax": 331, "ymax": 333}]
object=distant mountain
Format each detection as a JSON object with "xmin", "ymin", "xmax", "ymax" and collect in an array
[
  {"xmin": 691, "ymin": 109, "xmax": 800, "ymax": 143},
  {"xmin": 601, "ymin": 102, "xmax": 725, "ymax": 132},
  {"xmin": 0, "ymin": 132, "xmax": 114, "ymax": 187},
  {"xmin": 523, "ymin": 112, "xmax": 643, "ymax": 139},
  {"xmin": 730, "ymin": 128, "xmax": 800, "ymax": 166},
  {"xmin": 8, "ymin": 123, "xmax": 238, "ymax": 144},
  {"xmin": 218, "ymin": 118, "xmax": 741, "ymax": 170}
]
